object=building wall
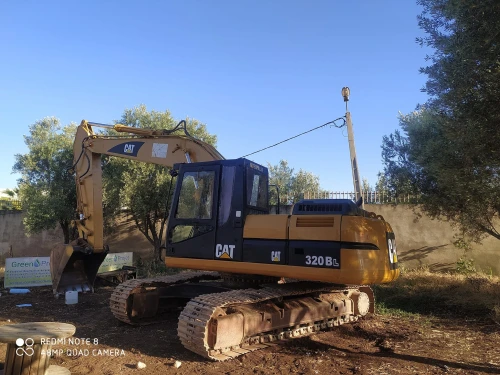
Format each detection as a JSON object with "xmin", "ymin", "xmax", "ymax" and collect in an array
[
  {"xmin": 365, "ymin": 204, "xmax": 500, "ymax": 274},
  {"xmin": 1, "ymin": 207, "xmax": 499, "ymax": 274},
  {"xmin": 0, "ymin": 212, "xmax": 152, "ymax": 260}
]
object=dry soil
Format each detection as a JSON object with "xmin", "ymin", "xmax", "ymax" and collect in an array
[{"xmin": 0, "ymin": 285, "xmax": 499, "ymax": 375}]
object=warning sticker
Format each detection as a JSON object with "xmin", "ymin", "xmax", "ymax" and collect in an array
[{"xmin": 152, "ymin": 143, "xmax": 168, "ymax": 158}]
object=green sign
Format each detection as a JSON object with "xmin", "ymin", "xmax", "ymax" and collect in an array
[
  {"xmin": 4, "ymin": 253, "xmax": 134, "ymax": 288},
  {"xmin": 97, "ymin": 252, "xmax": 133, "ymax": 273},
  {"xmin": 4, "ymin": 257, "xmax": 51, "ymax": 288}
]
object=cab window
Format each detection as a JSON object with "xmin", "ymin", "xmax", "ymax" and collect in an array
[
  {"xmin": 176, "ymin": 171, "xmax": 215, "ymax": 219},
  {"xmin": 246, "ymin": 167, "xmax": 268, "ymax": 210}
]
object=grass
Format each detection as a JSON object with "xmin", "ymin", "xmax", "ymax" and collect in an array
[
  {"xmin": 375, "ymin": 301, "xmax": 425, "ymax": 319},
  {"xmin": 374, "ymin": 266, "xmax": 500, "ymax": 324}
]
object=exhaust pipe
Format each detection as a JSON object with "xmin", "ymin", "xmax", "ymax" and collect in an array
[{"xmin": 50, "ymin": 239, "xmax": 108, "ymax": 295}]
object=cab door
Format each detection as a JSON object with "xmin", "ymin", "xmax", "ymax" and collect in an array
[{"xmin": 166, "ymin": 164, "xmax": 220, "ymax": 260}]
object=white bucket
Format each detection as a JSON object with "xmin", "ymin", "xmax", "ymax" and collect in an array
[{"xmin": 65, "ymin": 291, "xmax": 78, "ymax": 305}]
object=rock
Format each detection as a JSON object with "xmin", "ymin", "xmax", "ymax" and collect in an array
[
  {"xmin": 174, "ymin": 361, "xmax": 182, "ymax": 368},
  {"xmin": 439, "ymin": 364, "xmax": 449, "ymax": 372},
  {"xmin": 136, "ymin": 361, "xmax": 146, "ymax": 369}
]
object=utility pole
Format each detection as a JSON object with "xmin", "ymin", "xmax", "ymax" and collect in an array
[{"xmin": 342, "ymin": 87, "xmax": 364, "ymax": 209}]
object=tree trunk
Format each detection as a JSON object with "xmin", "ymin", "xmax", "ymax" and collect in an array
[
  {"xmin": 70, "ymin": 223, "xmax": 79, "ymax": 241},
  {"xmin": 153, "ymin": 239, "xmax": 163, "ymax": 262},
  {"xmin": 60, "ymin": 221, "xmax": 70, "ymax": 244}
]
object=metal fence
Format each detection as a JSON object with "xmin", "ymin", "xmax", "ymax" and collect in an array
[
  {"xmin": 303, "ymin": 191, "xmax": 419, "ymax": 204},
  {"xmin": 0, "ymin": 193, "xmax": 418, "ymax": 211}
]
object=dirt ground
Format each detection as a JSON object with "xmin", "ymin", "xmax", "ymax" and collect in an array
[{"xmin": 0, "ymin": 285, "xmax": 499, "ymax": 375}]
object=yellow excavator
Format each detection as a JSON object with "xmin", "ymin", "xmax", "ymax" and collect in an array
[{"xmin": 51, "ymin": 95, "xmax": 399, "ymax": 360}]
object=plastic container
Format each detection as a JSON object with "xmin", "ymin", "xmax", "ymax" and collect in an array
[
  {"xmin": 65, "ymin": 291, "xmax": 78, "ymax": 304},
  {"xmin": 9, "ymin": 289, "xmax": 30, "ymax": 294}
]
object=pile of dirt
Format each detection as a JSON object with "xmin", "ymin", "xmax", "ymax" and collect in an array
[{"xmin": 0, "ymin": 285, "xmax": 499, "ymax": 375}]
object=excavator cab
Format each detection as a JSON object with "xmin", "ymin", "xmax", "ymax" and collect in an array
[{"xmin": 166, "ymin": 158, "xmax": 269, "ymax": 262}]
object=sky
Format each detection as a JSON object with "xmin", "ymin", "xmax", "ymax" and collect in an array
[{"xmin": 0, "ymin": 0, "xmax": 430, "ymax": 193}]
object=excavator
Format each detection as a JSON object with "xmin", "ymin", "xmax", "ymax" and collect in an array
[{"xmin": 50, "ymin": 96, "xmax": 399, "ymax": 360}]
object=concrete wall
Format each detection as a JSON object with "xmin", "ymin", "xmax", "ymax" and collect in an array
[
  {"xmin": 365, "ymin": 204, "xmax": 500, "ymax": 274},
  {"xmin": 0, "ymin": 212, "xmax": 153, "ymax": 260},
  {"xmin": 1, "ymin": 207, "xmax": 499, "ymax": 274},
  {"xmin": 0, "ymin": 212, "xmax": 61, "ymax": 257}
]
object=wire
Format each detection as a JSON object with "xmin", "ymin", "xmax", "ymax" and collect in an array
[
  {"xmin": 161, "ymin": 120, "xmax": 193, "ymax": 138},
  {"xmin": 241, "ymin": 117, "xmax": 346, "ymax": 158},
  {"xmin": 79, "ymin": 152, "xmax": 91, "ymax": 179}
]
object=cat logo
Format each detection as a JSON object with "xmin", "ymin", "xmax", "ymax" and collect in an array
[
  {"xmin": 216, "ymin": 244, "xmax": 235, "ymax": 259},
  {"xmin": 387, "ymin": 232, "xmax": 399, "ymax": 270},
  {"xmin": 124, "ymin": 144, "xmax": 135, "ymax": 154},
  {"xmin": 388, "ymin": 238, "xmax": 398, "ymax": 263},
  {"xmin": 271, "ymin": 251, "xmax": 281, "ymax": 262},
  {"xmin": 108, "ymin": 141, "xmax": 144, "ymax": 157}
]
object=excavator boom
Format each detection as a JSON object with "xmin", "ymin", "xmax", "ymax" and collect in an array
[{"xmin": 50, "ymin": 120, "xmax": 224, "ymax": 294}]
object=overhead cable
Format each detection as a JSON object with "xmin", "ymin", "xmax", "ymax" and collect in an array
[{"xmin": 241, "ymin": 117, "xmax": 346, "ymax": 158}]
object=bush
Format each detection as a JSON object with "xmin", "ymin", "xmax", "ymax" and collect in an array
[
  {"xmin": 456, "ymin": 254, "xmax": 477, "ymax": 275},
  {"xmin": 134, "ymin": 256, "xmax": 181, "ymax": 278}
]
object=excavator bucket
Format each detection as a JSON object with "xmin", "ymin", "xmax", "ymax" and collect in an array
[{"xmin": 50, "ymin": 240, "xmax": 108, "ymax": 295}]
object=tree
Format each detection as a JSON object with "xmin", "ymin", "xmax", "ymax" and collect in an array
[
  {"xmin": 381, "ymin": 0, "xmax": 500, "ymax": 242},
  {"xmin": 1, "ymin": 188, "xmax": 21, "ymax": 210},
  {"xmin": 417, "ymin": 0, "xmax": 500, "ymax": 177},
  {"xmin": 361, "ymin": 178, "xmax": 373, "ymax": 193},
  {"xmin": 13, "ymin": 118, "xmax": 78, "ymax": 243},
  {"xmin": 268, "ymin": 160, "xmax": 321, "ymax": 205},
  {"xmin": 375, "ymin": 173, "xmax": 390, "ymax": 194},
  {"xmin": 103, "ymin": 105, "xmax": 217, "ymax": 260},
  {"xmin": 3, "ymin": 188, "xmax": 19, "ymax": 198},
  {"xmin": 382, "ymin": 108, "xmax": 500, "ymax": 241}
]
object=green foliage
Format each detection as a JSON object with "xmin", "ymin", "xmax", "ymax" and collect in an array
[
  {"xmin": 455, "ymin": 253, "xmax": 477, "ymax": 275},
  {"xmin": 375, "ymin": 301, "xmax": 426, "ymax": 321},
  {"xmin": 381, "ymin": 0, "xmax": 500, "ymax": 242},
  {"xmin": 103, "ymin": 105, "xmax": 217, "ymax": 260},
  {"xmin": 375, "ymin": 173, "xmax": 389, "ymax": 193},
  {"xmin": 12, "ymin": 118, "xmax": 77, "ymax": 243},
  {"xmin": 134, "ymin": 256, "xmax": 180, "ymax": 278},
  {"xmin": 3, "ymin": 188, "xmax": 19, "ymax": 198},
  {"xmin": 268, "ymin": 160, "xmax": 322, "ymax": 205},
  {"xmin": 452, "ymin": 236, "xmax": 472, "ymax": 252},
  {"xmin": 361, "ymin": 177, "xmax": 373, "ymax": 193},
  {"xmin": 0, "ymin": 189, "xmax": 21, "ymax": 211}
]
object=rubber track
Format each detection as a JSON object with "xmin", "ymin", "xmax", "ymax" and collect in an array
[
  {"xmin": 109, "ymin": 271, "xmax": 220, "ymax": 325},
  {"xmin": 178, "ymin": 282, "xmax": 362, "ymax": 361}
]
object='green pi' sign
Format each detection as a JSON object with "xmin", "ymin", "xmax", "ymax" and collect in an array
[{"xmin": 97, "ymin": 253, "xmax": 133, "ymax": 273}]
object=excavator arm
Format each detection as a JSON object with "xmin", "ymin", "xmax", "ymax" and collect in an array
[{"xmin": 50, "ymin": 120, "xmax": 224, "ymax": 294}]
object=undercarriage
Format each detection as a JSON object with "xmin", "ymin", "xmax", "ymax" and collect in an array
[{"xmin": 109, "ymin": 271, "xmax": 374, "ymax": 360}]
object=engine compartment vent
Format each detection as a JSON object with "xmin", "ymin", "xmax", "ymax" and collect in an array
[{"xmin": 296, "ymin": 217, "xmax": 335, "ymax": 227}]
